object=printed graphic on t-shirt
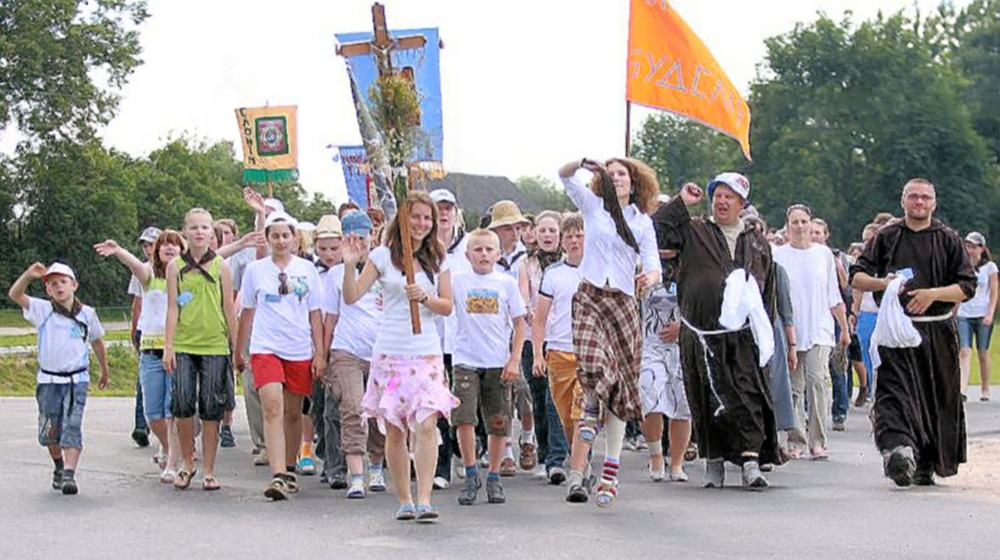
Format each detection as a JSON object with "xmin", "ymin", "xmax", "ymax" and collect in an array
[
  {"xmin": 69, "ymin": 323, "xmax": 85, "ymax": 340},
  {"xmin": 643, "ymin": 284, "xmax": 678, "ymax": 340},
  {"xmin": 291, "ymin": 276, "xmax": 309, "ymax": 301},
  {"xmin": 466, "ymin": 288, "xmax": 500, "ymax": 314},
  {"xmin": 177, "ymin": 291, "xmax": 194, "ymax": 307}
]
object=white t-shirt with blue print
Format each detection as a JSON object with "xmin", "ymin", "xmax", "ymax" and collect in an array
[{"xmin": 25, "ymin": 297, "xmax": 105, "ymax": 384}]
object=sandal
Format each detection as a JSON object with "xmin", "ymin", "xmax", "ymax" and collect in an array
[
  {"xmin": 415, "ymin": 504, "xmax": 439, "ymax": 522},
  {"xmin": 159, "ymin": 469, "xmax": 176, "ymax": 484},
  {"xmin": 264, "ymin": 476, "xmax": 289, "ymax": 501},
  {"xmin": 395, "ymin": 503, "xmax": 416, "ymax": 521},
  {"xmin": 153, "ymin": 451, "xmax": 167, "ymax": 470},
  {"xmin": 173, "ymin": 467, "xmax": 196, "ymax": 490},
  {"xmin": 202, "ymin": 475, "xmax": 221, "ymax": 491}
]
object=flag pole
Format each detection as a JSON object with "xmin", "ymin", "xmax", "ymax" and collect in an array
[{"xmin": 624, "ymin": 100, "xmax": 632, "ymax": 156}]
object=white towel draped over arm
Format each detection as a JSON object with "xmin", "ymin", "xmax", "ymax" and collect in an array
[
  {"xmin": 719, "ymin": 269, "xmax": 775, "ymax": 367},
  {"xmin": 869, "ymin": 276, "xmax": 922, "ymax": 371}
]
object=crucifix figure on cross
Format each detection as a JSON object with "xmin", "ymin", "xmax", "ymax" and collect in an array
[{"xmin": 336, "ymin": 3, "xmax": 435, "ymax": 77}]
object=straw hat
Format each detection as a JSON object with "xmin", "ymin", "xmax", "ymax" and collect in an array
[
  {"xmin": 314, "ymin": 214, "xmax": 343, "ymax": 239},
  {"xmin": 487, "ymin": 200, "xmax": 529, "ymax": 229}
]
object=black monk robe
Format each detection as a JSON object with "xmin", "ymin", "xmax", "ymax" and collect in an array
[
  {"xmin": 654, "ymin": 197, "xmax": 782, "ymax": 465},
  {"xmin": 850, "ymin": 219, "xmax": 976, "ymax": 477}
]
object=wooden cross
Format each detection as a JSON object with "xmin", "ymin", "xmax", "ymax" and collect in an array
[
  {"xmin": 336, "ymin": 3, "xmax": 428, "ymax": 77},
  {"xmin": 337, "ymin": 3, "xmax": 429, "ymax": 335}
]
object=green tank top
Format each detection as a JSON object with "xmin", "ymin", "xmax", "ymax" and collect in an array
[{"xmin": 173, "ymin": 256, "xmax": 230, "ymax": 355}]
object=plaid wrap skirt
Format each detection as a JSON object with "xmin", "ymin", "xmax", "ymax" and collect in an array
[{"xmin": 572, "ymin": 282, "xmax": 643, "ymax": 421}]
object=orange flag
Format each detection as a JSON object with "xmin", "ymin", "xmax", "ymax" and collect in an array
[{"xmin": 626, "ymin": 0, "xmax": 751, "ymax": 160}]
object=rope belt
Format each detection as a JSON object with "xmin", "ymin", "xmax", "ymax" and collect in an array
[
  {"xmin": 40, "ymin": 366, "xmax": 88, "ymax": 411},
  {"xmin": 909, "ymin": 313, "xmax": 953, "ymax": 323},
  {"xmin": 679, "ymin": 315, "xmax": 749, "ymax": 417}
]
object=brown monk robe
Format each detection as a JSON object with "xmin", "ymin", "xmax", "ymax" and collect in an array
[
  {"xmin": 850, "ymin": 218, "xmax": 976, "ymax": 484},
  {"xmin": 654, "ymin": 195, "xmax": 783, "ymax": 472}
]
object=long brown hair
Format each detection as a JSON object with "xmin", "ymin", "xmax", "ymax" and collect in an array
[
  {"xmin": 591, "ymin": 157, "xmax": 660, "ymax": 214},
  {"xmin": 384, "ymin": 191, "xmax": 445, "ymax": 275},
  {"xmin": 152, "ymin": 230, "xmax": 187, "ymax": 278}
]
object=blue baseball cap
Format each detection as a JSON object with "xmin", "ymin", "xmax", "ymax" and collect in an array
[{"xmin": 341, "ymin": 210, "xmax": 373, "ymax": 236}]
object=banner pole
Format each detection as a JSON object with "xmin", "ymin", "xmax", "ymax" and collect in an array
[{"xmin": 624, "ymin": 100, "xmax": 632, "ymax": 156}]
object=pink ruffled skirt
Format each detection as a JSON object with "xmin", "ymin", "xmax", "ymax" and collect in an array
[{"xmin": 362, "ymin": 354, "xmax": 460, "ymax": 436}]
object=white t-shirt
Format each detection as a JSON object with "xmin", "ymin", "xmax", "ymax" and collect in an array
[
  {"xmin": 136, "ymin": 267, "xmax": 168, "ymax": 347},
  {"xmin": 451, "ymin": 270, "xmax": 526, "ymax": 368},
  {"xmin": 436, "ymin": 233, "xmax": 472, "ymax": 355},
  {"xmin": 127, "ymin": 274, "xmax": 143, "ymax": 298},
  {"xmin": 538, "ymin": 260, "xmax": 583, "ymax": 352},
  {"xmin": 859, "ymin": 291, "xmax": 879, "ymax": 313},
  {"xmin": 323, "ymin": 262, "xmax": 382, "ymax": 361},
  {"xmin": 241, "ymin": 256, "xmax": 323, "ymax": 360},
  {"xmin": 958, "ymin": 261, "xmax": 998, "ymax": 318},
  {"xmin": 370, "ymin": 245, "xmax": 449, "ymax": 356},
  {"xmin": 24, "ymin": 297, "xmax": 105, "ymax": 384},
  {"xmin": 773, "ymin": 244, "xmax": 844, "ymax": 350}
]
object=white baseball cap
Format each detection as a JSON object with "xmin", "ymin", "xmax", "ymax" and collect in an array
[
  {"xmin": 429, "ymin": 189, "xmax": 457, "ymax": 205},
  {"xmin": 707, "ymin": 173, "xmax": 751, "ymax": 207},
  {"xmin": 43, "ymin": 262, "xmax": 76, "ymax": 282},
  {"xmin": 263, "ymin": 211, "xmax": 298, "ymax": 230},
  {"xmin": 264, "ymin": 198, "xmax": 285, "ymax": 213}
]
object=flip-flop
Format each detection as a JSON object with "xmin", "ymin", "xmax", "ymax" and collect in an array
[
  {"xmin": 415, "ymin": 504, "xmax": 439, "ymax": 522},
  {"xmin": 202, "ymin": 475, "xmax": 220, "ymax": 491},
  {"xmin": 395, "ymin": 503, "xmax": 416, "ymax": 521},
  {"xmin": 173, "ymin": 467, "xmax": 196, "ymax": 490}
]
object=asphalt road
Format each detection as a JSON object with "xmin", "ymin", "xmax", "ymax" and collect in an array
[{"xmin": 1, "ymin": 392, "xmax": 998, "ymax": 559}]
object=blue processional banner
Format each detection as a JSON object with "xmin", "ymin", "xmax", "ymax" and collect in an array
[{"xmin": 333, "ymin": 145, "xmax": 371, "ymax": 209}]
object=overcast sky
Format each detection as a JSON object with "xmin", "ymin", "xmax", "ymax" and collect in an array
[{"xmin": 95, "ymin": 0, "xmax": 964, "ymax": 204}]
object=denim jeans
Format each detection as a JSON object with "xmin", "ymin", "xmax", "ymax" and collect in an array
[
  {"xmin": 857, "ymin": 312, "xmax": 877, "ymax": 396},
  {"xmin": 133, "ymin": 330, "xmax": 148, "ymax": 432},
  {"xmin": 830, "ymin": 325, "xmax": 849, "ymax": 422}
]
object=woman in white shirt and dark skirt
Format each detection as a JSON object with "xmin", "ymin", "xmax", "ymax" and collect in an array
[
  {"xmin": 341, "ymin": 190, "xmax": 458, "ymax": 522},
  {"xmin": 557, "ymin": 157, "xmax": 662, "ymax": 507}
]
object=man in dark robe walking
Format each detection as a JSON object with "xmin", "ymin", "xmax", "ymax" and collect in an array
[
  {"xmin": 654, "ymin": 174, "xmax": 782, "ymax": 491},
  {"xmin": 850, "ymin": 178, "xmax": 976, "ymax": 487}
]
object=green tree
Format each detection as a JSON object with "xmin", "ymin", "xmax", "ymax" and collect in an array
[
  {"xmin": 632, "ymin": 114, "xmax": 742, "ymax": 192},
  {"xmin": 515, "ymin": 176, "xmax": 573, "ymax": 212},
  {"xmin": 0, "ymin": 0, "xmax": 149, "ymax": 143},
  {"xmin": 745, "ymin": 11, "xmax": 1000, "ymax": 245}
]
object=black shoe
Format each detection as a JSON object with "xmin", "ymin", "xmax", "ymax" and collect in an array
[
  {"xmin": 219, "ymin": 425, "xmax": 236, "ymax": 448},
  {"xmin": 131, "ymin": 428, "xmax": 150, "ymax": 448},
  {"xmin": 61, "ymin": 474, "xmax": 78, "ymax": 495},
  {"xmin": 883, "ymin": 446, "xmax": 916, "ymax": 487},
  {"xmin": 913, "ymin": 466, "xmax": 936, "ymax": 486},
  {"xmin": 548, "ymin": 466, "xmax": 567, "ymax": 485},
  {"xmin": 51, "ymin": 468, "xmax": 63, "ymax": 490},
  {"xmin": 565, "ymin": 472, "xmax": 589, "ymax": 503},
  {"xmin": 329, "ymin": 473, "xmax": 348, "ymax": 490},
  {"xmin": 319, "ymin": 472, "xmax": 329, "ymax": 485}
]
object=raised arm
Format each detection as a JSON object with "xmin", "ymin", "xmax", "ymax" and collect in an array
[
  {"xmin": 8, "ymin": 262, "xmax": 46, "ymax": 310},
  {"xmin": 94, "ymin": 240, "xmax": 153, "ymax": 286}
]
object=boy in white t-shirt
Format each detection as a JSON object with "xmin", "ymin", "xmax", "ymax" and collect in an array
[
  {"xmin": 8, "ymin": 262, "xmax": 109, "ymax": 495},
  {"xmin": 452, "ymin": 229, "xmax": 527, "ymax": 505}
]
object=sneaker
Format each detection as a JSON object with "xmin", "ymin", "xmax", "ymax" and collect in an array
[
  {"xmin": 319, "ymin": 472, "xmax": 329, "ymax": 485},
  {"xmin": 297, "ymin": 456, "xmax": 317, "ymax": 476},
  {"xmin": 499, "ymin": 457, "xmax": 517, "ymax": 477},
  {"xmin": 219, "ymin": 425, "xmax": 236, "ymax": 448},
  {"xmin": 703, "ymin": 459, "xmax": 725, "ymax": 488},
  {"xmin": 832, "ymin": 419, "xmax": 846, "ymax": 432},
  {"xmin": 433, "ymin": 476, "xmax": 450, "ymax": 490},
  {"xmin": 622, "ymin": 436, "xmax": 637, "ymax": 452},
  {"xmin": 329, "ymin": 472, "xmax": 348, "ymax": 490},
  {"xmin": 131, "ymin": 428, "xmax": 150, "ymax": 448},
  {"xmin": 264, "ymin": 476, "xmax": 289, "ymax": 501},
  {"xmin": 454, "ymin": 459, "xmax": 466, "ymax": 480},
  {"xmin": 457, "ymin": 474, "xmax": 481, "ymax": 505},
  {"xmin": 565, "ymin": 471, "xmax": 589, "ymax": 503},
  {"xmin": 635, "ymin": 435, "xmax": 649, "ymax": 451},
  {"xmin": 595, "ymin": 478, "xmax": 618, "ymax": 507},
  {"xmin": 486, "ymin": 478, "xmax": 507, "ymax": 504},
  {"xmin": 368, "ymin": 471, "xmax": 387, "ymax": 492},
  {"xmin": 253, "ymin": 448, "xmax": 269, "ymax": 466},
  {"xmin": 519, "ymin": 442, "xmax": 538, "ymax": 471},
  {"xmin": 61, "ymin": 473, "xmax": 78, "ymax": 495},
  {"xmin": 532, "ymin": 464, "xmax": 548, "ymax": 480},
  {"xmin": 51, "ymin": 468, "xmax": 63, "ymax": 490},
  {"xmin": 741, "ymin": 460, "xmax": 768, "ymax": 491},
  {"xmin": 578, "ymin": 408, "xmax": 600, "ymax": 444},
  {"xmin": 668, "ymin": 469, "xmax": 690, "ymax": 482},
  {"xmin": 346, "ymin": 476, "xmax": 366, "ymax": 499},
  {"xmin": 479, "ymin": 451, "xmax": 490, "ymax": 468},
  {"xmin": 548, "ymin": 466, "xmax": 567, "ymax": 485},
  {"xmin": 882, "ymin": 446, "xmax": 916, "ymax": 487}
]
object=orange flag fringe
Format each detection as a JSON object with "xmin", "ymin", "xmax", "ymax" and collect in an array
[{"xmin": 626, "ymin": 0, "xmax": 751, "ymax": 160}]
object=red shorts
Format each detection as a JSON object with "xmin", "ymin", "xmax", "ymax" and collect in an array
[{"xmin": 251, "ymin": 354, "xmax": 313, "ymax": 396}]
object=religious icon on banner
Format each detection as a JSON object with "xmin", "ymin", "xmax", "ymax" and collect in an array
[{"xmin": 235, "ymin": 105, "xmax": 299, "ymax": 184}]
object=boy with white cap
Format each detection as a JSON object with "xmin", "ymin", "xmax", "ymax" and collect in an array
[
  {"xmin": 129, "ymin": 226, "xmax": 161, "ymax": 448},
  {"xmin": 8, "ymin": 262, "xmax": 109, "ymax": 495}
]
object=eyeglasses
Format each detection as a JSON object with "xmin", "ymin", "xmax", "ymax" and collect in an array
[{"xmin": 278, "ymin": 272, "xmax": 290, "ymax": 296}]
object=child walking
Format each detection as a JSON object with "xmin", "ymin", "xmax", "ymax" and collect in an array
[
  {"xmin": 9, "ymin": 262, "xmax": 109, "ymax": 495},
  {"xmin": 452, "ymin": 229, "xmax": 527, "ymax": 505},
  {"xmin": 164, "ymin": 208, "xmax": 239, "ymax": 491}
]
